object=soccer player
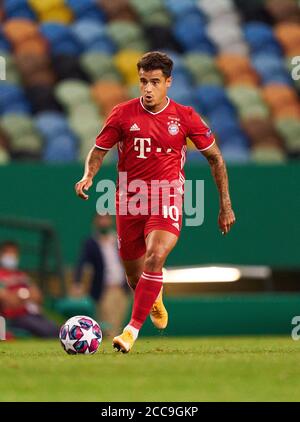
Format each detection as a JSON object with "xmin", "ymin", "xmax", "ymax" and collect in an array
[{"xmin": 75, "ymin": 51, "xmax": 236, "ymax": 353}]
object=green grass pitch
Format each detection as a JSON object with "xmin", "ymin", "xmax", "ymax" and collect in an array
[{"xmin": 1, "ymin": 336, "xmax": 300, "ymax": 402}]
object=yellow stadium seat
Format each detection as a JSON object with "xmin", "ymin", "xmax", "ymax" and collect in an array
[
  {"xmin": 29, "ymin": 0, "xmax": 65, "ymax": 14},
  {"xmin": 114, "ymin": 50, "xmax": 141, "ymax": 85},
  {"xmin": 40, "ymin": 7, "xmax": 74, "ymax": 24}
]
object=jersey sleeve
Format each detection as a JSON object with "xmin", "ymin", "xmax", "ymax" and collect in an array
[
  {"xmin": 187, "ymin": 107, "xmax": 215, "ymax": 151},
  {"xmin": 95, "ymin": 105, "xmax": 122, "ymax": 150}
]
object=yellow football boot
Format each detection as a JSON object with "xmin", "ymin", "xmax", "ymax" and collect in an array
[
  {"xmin": 112, "ymin": 329, "xmax": 135, "ymax": 353},
  {"xmin": 150, "ymin": 289, "xmax": 168, "ymax": 329}
]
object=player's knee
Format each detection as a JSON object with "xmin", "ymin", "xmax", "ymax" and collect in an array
[{"xmin": 144, "ymin": 249, "xmax": 166, "ymax": 271}]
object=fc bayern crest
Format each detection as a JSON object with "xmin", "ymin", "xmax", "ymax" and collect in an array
[{"xmin": 168, "ymin": 120, "xmax": 180, "ymax": 136}]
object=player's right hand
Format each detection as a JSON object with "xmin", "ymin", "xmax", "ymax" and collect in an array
[{"xmin": 75, "ymin": 177, "xmax": 93, "ymax": 200}]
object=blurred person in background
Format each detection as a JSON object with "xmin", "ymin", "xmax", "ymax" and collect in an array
[
  {"xmin": 72, "ymin": 213, "xmax": 129, "ymax": 338},
  {"xmin": 0, "ymin": 241, "xmax": 59, "ymax": 338}
]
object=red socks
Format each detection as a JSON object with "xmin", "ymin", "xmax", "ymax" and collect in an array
[{"xmin": 128, "ymin": 271, "xmax": 163, "ymax": 330}]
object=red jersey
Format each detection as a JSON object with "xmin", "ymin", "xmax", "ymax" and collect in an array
[{"xmin": 95, "ymin": 97, "xmax": 215, "ymax": 201}]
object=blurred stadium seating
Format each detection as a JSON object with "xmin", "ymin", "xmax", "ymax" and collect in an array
[{"xmin": 0, "ymin": 0, "xmax": 299, "ymax": 164}]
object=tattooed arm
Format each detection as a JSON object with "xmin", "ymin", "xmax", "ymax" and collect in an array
[
  {"xmin": 75, "ymin": 146, "xmax": 108, "ymax": 200},
  {"xmin": 201, "ymin": 143, "xmax": 236, "ymax": 235}
]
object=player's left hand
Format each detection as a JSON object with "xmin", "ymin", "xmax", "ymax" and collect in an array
[{"xmin": 218, "ymin": 207, "xmax": 236, "ymax": 235}]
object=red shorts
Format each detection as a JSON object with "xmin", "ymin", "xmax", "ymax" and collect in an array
[{"xmin": 116, "ymin": 200, "xmax": 183, "ymax": 261}]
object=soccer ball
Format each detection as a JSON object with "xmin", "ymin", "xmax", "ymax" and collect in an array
[{"xmin": 59, "ymin": 315, "xmax": 102, "ymax": 355}]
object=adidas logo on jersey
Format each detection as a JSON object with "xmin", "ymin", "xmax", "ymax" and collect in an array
[
  {"xmin": 130, "ymin": 123, "xmax": 140, "ymax": 131},
  {"xmin": 172, "ymin": 222, "xmax": 180, "ymax": 231}
]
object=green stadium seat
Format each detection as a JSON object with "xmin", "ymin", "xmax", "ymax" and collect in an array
[
  {"xmin": 130, "ymin": 0, "xmax": 172, "ymax": 26},
  {"xmin": 227, "ymin": 85, "xmax": 266, "ymax": 109},
  {"xmin": 251, "ymin": 145, "xmax": 286, "ymax": 163},
  {"xmin": 129, "ymin": 0, "xmax": 165, "ymax": 19},
  {"xmin": 1, "ymin": 113, "xmax": 36, "ymax": 138},
  {"xmin": 184, "ymin": 53, "xmax": 223, "ymax": 85},
  {"xmin": 80, "ymin": 52, "xmax": 121, "ymax": 83},
  {"xmin": 11, "ymin": 133, "xmax": 42, "ymax": 154},
  {"xmin": 69, "ymin": 112, "xmax": 101, "ymax": 142},
  {"xmin": 239, "ymin": 103, "xmax": 270, "ymax": 119},
  {"xmin": 141, "ymin": 11, "xmax": 171, "ymax": 27},
  {"xmin": 0, "ymin": 146, "xmax": 10, "ymax": 164},
  {"xmin": 275, "ymin": 118, "xmax": 300, "ymax": 154},
  {"xmin": 106, "ymin": 21, "xmax": 148, "ymax": 51},
  {"xmin": 0, "ymin": 113, "xmax": 42, "ymax": 155},
  {"xmin": 70, "ymin": 102, "xmax": 101, "ymax": 120},
  {"xmin": 55, "ymin": 79, "xmax": 91, "ymax": 110}
]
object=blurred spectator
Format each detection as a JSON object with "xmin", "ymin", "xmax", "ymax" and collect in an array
[
  {"xmin": 0, "ymin": 241, "xmax": 59, "ymax": 338},
  {"xmin": 72, "ymin": 214, "xmax": 129, "ymax": 337}
]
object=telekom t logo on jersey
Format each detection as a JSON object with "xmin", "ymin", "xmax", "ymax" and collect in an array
[
  {"xmin": 134, "ymin": 138, "xmax": 172, "ymax": 158},
  {"xmin": 134, "ymin": 138, "xmax": 151, "ymax": 159}
]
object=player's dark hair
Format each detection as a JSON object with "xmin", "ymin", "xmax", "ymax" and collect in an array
[{"xmin": 137, "ymin": 51, "xmax": 173, "ymax": 78}]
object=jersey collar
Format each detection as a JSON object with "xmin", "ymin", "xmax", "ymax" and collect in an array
[{"xmin": 139, "ymin": 96, "xmax": 170, "ymax": 115}]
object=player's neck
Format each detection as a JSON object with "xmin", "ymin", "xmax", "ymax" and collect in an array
[{"xmin": 142, "ymin": 97, "xmax": 169, "ymax": 113}]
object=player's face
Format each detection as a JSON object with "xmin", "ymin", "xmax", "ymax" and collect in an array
[{"xmin": 139, "ymin": 69, "xmax": 172, "ymax": 111}]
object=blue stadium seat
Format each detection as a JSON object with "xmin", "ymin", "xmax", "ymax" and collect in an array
[
  {"xmin": 206, "ymin": 105, "xmax": 237, "ymax": 122},
  {"xmin": 3, "ymin": 0, "xmax": 36, "ymax": 20},
  {"xmin": 221, "ymin": 144, "xmax": 250, "ymax": 162},
  {"xmin": 194, "ymin": 85, "xmax": 233, "ymax": 115},
  {"xmin": 0, "ymin": 27, "xmax": 11, "ymax": 51},
  {"xmin": 71, "ymin": 19, "xmax": 105, "ymax": 47},
  {"xmin": 161, "ymin": 51, "xmax": 184, "ymax": 71},
  {"xmin": 0, "ymin": 83, "xmax": 29, "ymax": 114},
  {"xmin": 168, "ymin": 84, "xmax": 195, "ymax": 106},
  {"xmin": 252, "ymin": 53, "xmax": 284, "ymax": 75},
  {"xmin": 164, "ymin": 0, "xmax": 204, "ymax": 19},
  {"xmin": 2, "ymin": 102, "xmax": 31, "ymax": 114},
  {"xmin": 0, "ymin": 38, "xmax": 10, "ymax": 51},
  {"xmin": 35, "ymin": 112, "xmax": 70, "ymax": 140},
  {"xmin": 173, "ymin": 13, "xmax": 216, "ymax": 54},
  {"xmin": 85, "ymin": 38, "xmax": 116, "ymax": 54},
  {"xmin": 218, "ymin": 131, "xmax": 250, "ymax": 149},
  {"xmin": 243, "ymin": 22, "xmax": 278, "ymax": 50},
  {"xmin": 172, "ymin": 67, "xmax": 193, "ymax": 86},
  {"xmin": 40, "ymin": 23, "xmax": 82, "ymax": 55},
  {"xmin": 71, "ymin": 19, "xmax": 115, "ymax": 53},
  {"xmin": 43, "ymin": 133, "xmax": 78, "ymax": 162},
  {"xmin": 209, "ymin": 112, "xmax": 245, "ymax": 144},
  {"xmin": 251, "ymin": 53, "xmax": 292, "ymax": 85},
  {"xmin": 243, "ymin": 22, "xmax": 282, "ymax": 56},
  {"xmin": 66, "ymin": 0, "xmax": 105, "ymax": 22}
]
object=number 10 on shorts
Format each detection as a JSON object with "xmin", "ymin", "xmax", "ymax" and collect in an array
[{"xmin": 163, "ymin": 205, "xmax": 179, "ymax": 221}]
